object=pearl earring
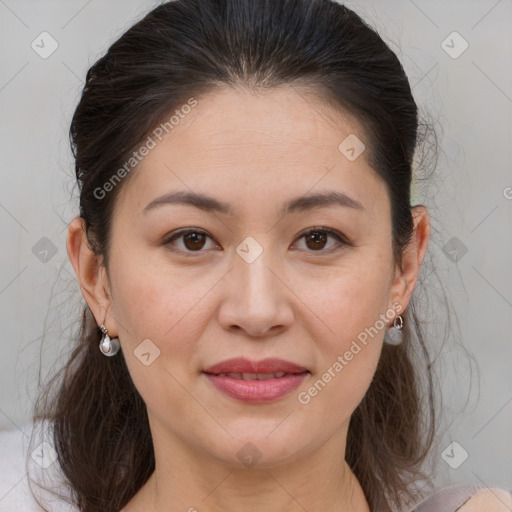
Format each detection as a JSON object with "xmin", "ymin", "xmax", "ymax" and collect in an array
[
  {"xmin": 384, "ymin": 314, "xmax": 404, "ymax": 345},
  {"xmin": 98, "ymin": 324, "xmax": 121, "ymax": 356},
  {"xmin": 393, "ymin": 315, "xmax": 404, "ymax": 330}
]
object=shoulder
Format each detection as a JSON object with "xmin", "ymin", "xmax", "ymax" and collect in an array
[
  {"xmin": 411, "ymin": 483, "xmax": 512, "ymax": 512},
  {"xmin": 0, "ymin": 422, "xmax": 77, "ymax": 511},
  {"xmin": 457, "ymin": 488, "xmax": 512, "ymax": 511},
  {"xmin": 0, "ymin": 424, "xmax": 42, "ymax": 510}
]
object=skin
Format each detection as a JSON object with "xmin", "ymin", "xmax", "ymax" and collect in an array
[
  {"xmin": 67, "ymin": 85, "xmax": 430, "ymax": 512},
  {"xmin": 459, "ymin": 489, "xmax": 512, "ymax": 511}
]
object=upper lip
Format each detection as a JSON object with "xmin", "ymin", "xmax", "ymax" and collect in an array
[{"xmin": 203, "ymin": 357, "xmax": 309, "ymax": 375}]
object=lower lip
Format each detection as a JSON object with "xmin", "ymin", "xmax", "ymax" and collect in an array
[{"xmin": 203, "ymin": 372, "xmax": 309, "ymax": 403}]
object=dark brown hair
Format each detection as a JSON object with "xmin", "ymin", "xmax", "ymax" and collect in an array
[{"xmin": 29, "ymin": 0, "xmax": 440, "ymax": 510}]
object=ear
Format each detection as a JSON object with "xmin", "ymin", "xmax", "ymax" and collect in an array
[
  {"xmin": 66, "ymin": 216, "xmax": 118, "ymax": 337},
  {"xmin": 389, "ymin": 205, "xmax": 430, "ymax": 317}
]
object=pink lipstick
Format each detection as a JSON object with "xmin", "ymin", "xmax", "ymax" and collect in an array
[{"xmin": 203, "ymin": 357, "xmax": 310, "ymax": 403}]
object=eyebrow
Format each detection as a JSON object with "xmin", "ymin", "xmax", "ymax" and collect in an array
[{"xmin": 142, "ymin": 190, "xmax": 364, "ymax": 216}]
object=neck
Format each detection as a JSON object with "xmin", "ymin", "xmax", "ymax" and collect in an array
[{"xmin": 123, "ymin": 424, "xmax": 371, "ymax": 512}]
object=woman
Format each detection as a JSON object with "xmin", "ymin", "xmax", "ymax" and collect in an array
[{"xmin": 16, "ymin": 0, "xmax": 511, "ymax": 510}]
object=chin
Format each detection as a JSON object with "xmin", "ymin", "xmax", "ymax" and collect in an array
[{"xmin": 205, "ymin": 430, "xmax": 311, "ymax": 470}]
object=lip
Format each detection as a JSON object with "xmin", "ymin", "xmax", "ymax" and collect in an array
[
  {"xmin": 202, "ymin": 358, "xmax": 310, "ymax": 403},
  {"xmin": 204, "ymin": 372, "xmax": 309, "ymax": 403},
  {"xmin": 203, "ymin": 357, "xmax": 309, "ymax": 375}
]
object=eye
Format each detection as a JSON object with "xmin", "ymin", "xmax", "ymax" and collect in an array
[
  {"xmin": 293, "ymin": 227, "xmax": 350, "ymax": 253},
  {"xmin": 162, "ymin": 228, "xmax": 219, "ymax": 253},
  {"xmin": 162, "ymin": 226, "xmax": 351, "ymax": 255}
]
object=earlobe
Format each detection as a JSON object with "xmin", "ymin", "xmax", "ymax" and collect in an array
[
  {"xmin": 66, "ymin": 216, "xmax": 115, "ymax": 334},
  {"xmin": 389, "ymin": 206, "xmax": 430, "ymax": 315}
]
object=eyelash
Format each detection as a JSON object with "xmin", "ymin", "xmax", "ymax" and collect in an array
[{"xmin": 162, "ymin": 227, "xmax": 352, "ymax": 256}]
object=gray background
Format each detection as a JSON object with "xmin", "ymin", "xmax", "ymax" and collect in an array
[{"xmin": 0, "ymin": 0, "xmax": 511, "ymax": 497}]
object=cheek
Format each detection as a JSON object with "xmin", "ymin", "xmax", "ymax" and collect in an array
[
  {"xmin": 296, "ymin": 258, "xmax": 392, "ymax": 344},
  {"xmin": 110, "ymin": 265, "xmax": 206, "ymax": 415},
  {"xmin": 109, "ymin": 259, "xmax": 219, "ymax": 398},
  {"xmin": 110, "ymin": 253, "xmax": 203, "ymax": 343},
  {"xmin": 295, "ymin": 259, "xmax": 391, "ymax": 407}
]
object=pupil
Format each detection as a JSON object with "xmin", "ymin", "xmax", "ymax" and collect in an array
[
  {"xmin": 307, "ymin": 231, "xmax": 326, "ymax": 250},
  {"xmin": 185, "ymin": 232, "xmax": 205, "ymax": 250}
]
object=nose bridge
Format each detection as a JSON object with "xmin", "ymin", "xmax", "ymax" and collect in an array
[
  {"xmin": 233, "ymin": 243, "xmax": 282, "ymax": 308},
  {"xmin": 218, "ymin": 238, "xmax": 293, "ymax": 335}
]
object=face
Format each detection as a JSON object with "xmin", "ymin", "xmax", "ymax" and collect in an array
[{"xmin": 72, "ymin": 85, "xmax": 422, "ymax": 470}]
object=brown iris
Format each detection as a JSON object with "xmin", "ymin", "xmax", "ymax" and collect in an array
[
  {"xmin": 183, "ymin": 232, "xmax": 207, "ymax": 251},
  {"xmin": 304, "ymin": 230, "xmax": 328, "ymax": 250}
]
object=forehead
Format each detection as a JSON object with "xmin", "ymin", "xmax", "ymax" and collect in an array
[
  {"xmin": 116, "ymin": 85, "xmax": 386, "ymax": 219},
  {"xmin": 172, "ymin": 84, "xmax": 365, "ymax": 151}
]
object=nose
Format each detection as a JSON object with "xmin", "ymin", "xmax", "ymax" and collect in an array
[{"xmin": 217, "ymin": 248, "xmax": 295, "ymax": 338}]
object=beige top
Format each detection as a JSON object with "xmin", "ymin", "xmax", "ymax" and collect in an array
[{"xmin": 410, "ymin": 483, "xmax": 488, "ymax": 511}]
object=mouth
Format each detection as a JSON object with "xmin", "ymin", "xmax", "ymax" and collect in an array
[
  {"xmin": 205, "ymin": 371, "xmax": 308, "ymax": 380},
  {"xmin": 202, "ymin": 357, "xmax": 310, "ymax": 375},
  {"xmin": 202, "ymin": 358, "xmax": 310, "ymax": 402}
]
